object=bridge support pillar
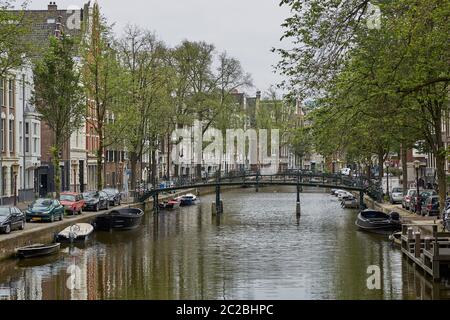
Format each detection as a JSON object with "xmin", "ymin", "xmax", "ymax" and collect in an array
[
  {"xmin": 296, "ymin": 184, "xmax": 301, "ymax": 217},
  {"xmin": 212, "ymin": 200, "xmax": 223, "ymax": 215},
  {"xmin": 359, "ymin": 191, "xmax": 364, "ymax": 210},
  {"xmin": 153, "ymin": 193, "xmax": 159, "ymax": 213},
  {"xmin": 213, "ymin": 184, "xmax": 223, "ymax": 214}
]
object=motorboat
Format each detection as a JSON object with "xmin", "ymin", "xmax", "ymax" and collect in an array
[
  {"xmin": 94, "ymin": 208, "xmax": 144, "ymax": 231},
  {"xmin": 16, "ymin": 243, "xmax": 61, "ymax": 259},
  {"xmin": 159, "ymin": 199, "xmax": 180, "ymax": 210},
  {"xmin": 56, "ymin": 223, "xmax": 94, "ymax": 243},
  {"xmin": 338, "ymin": 191, "xmax": 353, "ymax": 200},
  {"xmin": 342, "ymin": 196, "xmax": 359, "ymax": 209},
  {"xmin": 355, "ymin": 210, "xmax": 401, "ymax": 233},
  {"xmin": 177, "ymin": 193, "xmax": 198, "ymax": 206}
]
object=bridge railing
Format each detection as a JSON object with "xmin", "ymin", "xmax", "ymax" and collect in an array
[{"xmin": 136, "ymin": 169, "xmax": 383, "ymax": 203}]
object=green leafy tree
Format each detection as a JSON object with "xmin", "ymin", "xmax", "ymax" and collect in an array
[
  {"xmin": 0, "ymin": 0, "xmax": 31, "ymax": 77},
  {"xmin": 32, "ymin": 35, "xmax": 84, "ymax": 197},
  {"xmin": 81, "ymin": 2, "xmax": 122, "ymax": 190}
]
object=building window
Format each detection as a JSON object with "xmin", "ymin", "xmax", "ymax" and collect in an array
[
  {"xmin": 9, "ymin": 119, "xmax": 13, "ymax": 152},
  {"xmin": 25, "ymin": 137, "xmax": 29, "ymax": 153},
  {"xmin": 25, "ymin": 122, "xmax": 29, "ymax": 135},
  {"xmin": 8, "ymin": 79, "xmax": 13, "ymax": 108},
  {"xmin": 33, "ymin": 123, "xmax": 37, "ymax": 135},
  {"xmin": 33, "ymin": 138, "xmax": 37, "ymax": 153}
]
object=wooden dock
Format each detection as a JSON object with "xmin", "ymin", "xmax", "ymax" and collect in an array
[{"xmin": 401, "ymin": 224, "xmax": 450, "ymax": 280}]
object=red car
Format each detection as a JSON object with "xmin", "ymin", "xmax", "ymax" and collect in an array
[{"xmin": 60, "ymin": 192, "xmax": 85, "ymax": 215}]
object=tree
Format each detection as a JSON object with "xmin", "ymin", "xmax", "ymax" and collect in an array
[
  {"xmin": 32, "ymin": 35, "xmax": 84, "ymax": 197},
  {"xmin": 277, "ymin": 0, "xmax": 450, "ymax": 208},
  {"xmin": 0, "ymin": 0, "xmax": 31, "ymax": 77},
  {"xmin": 113, "ymin": 26, "xmax": 172, "ymax": 190},
  {"xmin": 170, "ymin": 42, "xmax": 252, "ymax": 177},
  {"xmin": 81, "ymin": 2, "xmax": 121, "ymax": 190}
]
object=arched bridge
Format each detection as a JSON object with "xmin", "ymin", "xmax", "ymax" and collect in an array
[{"xmin": 137, "ymin": 170, "xmax": 381, "ymax": 214}]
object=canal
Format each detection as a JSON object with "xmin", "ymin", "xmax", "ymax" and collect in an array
[{"xmin": 0, "ymin": 187, "xmax": 449, "ymax": 300}]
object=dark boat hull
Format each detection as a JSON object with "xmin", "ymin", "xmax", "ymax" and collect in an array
[
  {"xmin": 16, "ymin": 243, "xmax": 60, "ymax": 259},
  {"xmin": 94, "ymin": 208, "xmax": 144, "ymax": 231},
  {"xmin": 355, "ymin": 210, "xmax": 401, "ymax": 233},
  {"xmin": 180, "ymin": 199, "xmax": 194, "ymax": 206},
  {"xmin": 56, "ymin": 234, "xmax": 91, "ymax": 243}
]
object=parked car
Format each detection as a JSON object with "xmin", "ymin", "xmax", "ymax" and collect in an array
[
  {"xmin": 421, "ymin": 195, "xmax": 440, "ymax": 216},
  {"xmin": 0, "ymin": 206, "xmax": 25, "ymax": 234},
  {"xmin": 25, "ymin": 199, "xmax": 64, "ymax": 223},
  {"xmin": 402, "ymin": 189, "xmax": 417, "ymax": 210},
  {"xmin": 60, "ymin": 192, "xmax": 85, "ymax": 215},
  {"xmin": 102, "ymin": 188, "xmax": 121, "ymax": 206},
  {"xmin": 83, "ymin": 191, "xmax": 109, "ymax": 211},
  {"xmin": 390, "ymin": 187, "xmax": 403, "ymax": 204},
  {"xmin": 410, "ymin": 190, "xmax": 437, "ymax": 213}
]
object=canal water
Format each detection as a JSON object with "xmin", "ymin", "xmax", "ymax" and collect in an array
[{"xmin": 0, "ymin": 187, "xmax": 450, "ymax": 300}]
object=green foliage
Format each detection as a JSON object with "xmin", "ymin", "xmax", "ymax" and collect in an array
[
  {"xmin": 277, "ymin": 0, "xmax": 450, "ymax": 209},
  {"xmin": 32, "ymin": 35, "xmax": 84, "ymax": 196},
  {"xmin": 0, "ymin": 0, "xmax": 31, "ymax": 76}
]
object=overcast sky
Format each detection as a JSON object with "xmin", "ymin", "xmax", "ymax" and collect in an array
[{"xmin": 25, "ymin": 0, "xmax": 291, "ymax": 96}]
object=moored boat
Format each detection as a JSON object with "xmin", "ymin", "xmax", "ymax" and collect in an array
[
  {"xmin": 56, "ymin": 223, "xmax": 94, "ymax": 243},
  {"xmin": 177, "ymin": 193, "xmax": 198, "ymax": 206},
  {"xmin": 343, "ymin": 196, "xmax": 359, "ymax": 208},
  {"xmin": 16, "ymin": 243, "xmax": 61, "ymax": 259},
  {"xmin": 94, "ymin": 208, "xmax": 144, "ymax": 231},
  {"xmin": 389, "ymin": 231, "xmax": 402, "ymax": 247},
  {"xmin": 355, "ymin": 209, "xmax": 401, "ymax": 233},
  {"xmin": 159, "ymin": 199, "xmax": 180, "ymax": 210}
]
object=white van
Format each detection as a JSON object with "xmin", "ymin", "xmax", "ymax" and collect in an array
[{"xmin": 341, "ymin": 168, "xmax": 351, "ymax": 176}]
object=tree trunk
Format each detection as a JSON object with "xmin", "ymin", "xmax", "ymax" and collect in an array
[
  {"xmin": 151, "ymin": 148, "xmax": 157, "ymax": 186},
  {"xmin": 51, "ymin": 146, "xmax": 61, "ymax": 198},
  {"xmin": 96, "ymin": 133, "xmax": 103, "ymax": 191},
  {"xmin": 401, "ymin": 145, "xmax": 408, "ymax": 193},
  {"xmin": 436, "ymin": 151, "xmax": 446, "ymax": 217},
  {"xmin": 378, "ymin": 151, "xmax": 384, "ymax": 181},
  {"xmin": 167, "ymin": 133, "xmax": 170, "ymax": 179},
  {"xmin": 432, "ymin": 103, "xmax": 446, "ymax": 218},
  {"xmin": 130, "ymin": 152, "xmax": 138, "ymax": 190}
]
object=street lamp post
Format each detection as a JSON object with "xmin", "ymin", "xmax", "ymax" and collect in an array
[
  {"xmin": 12, "ymin": 163, "xmax": 19, "ymax": 206},
  {"xmin": 414, "ymin": 160, "xmax": 421, "ymax": 213},
  {"xmin": 385, "ymin": 160, "xmax": 390, "ymax": 200}
]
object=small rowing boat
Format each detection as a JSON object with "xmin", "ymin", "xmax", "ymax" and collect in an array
[
  {"xmin": 56, "ymin": 223, "xmax": 94, "ymax": 243},
  {"xmin": 94, "ymin": 208, "xmax": 144, "ymax": 231},
  {"xmin": 16, "ymin": 243, "xmax": 60, "ymax": 259},
  {"xmin": 355, "ymin": 210, "xmax": 402, "ymax": 233}
]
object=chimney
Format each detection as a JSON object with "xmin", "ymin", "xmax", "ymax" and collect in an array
[
  {"xmin": 256, "ymin": 91, "xmax": 261, "ymax": 100},
  {"xmin": 48, "ymin": 2, "xmax": 57, "ymax": 11}
]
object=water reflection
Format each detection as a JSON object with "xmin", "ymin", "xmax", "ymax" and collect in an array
[{"xmin": 0, "ymin": 187, "xmax": 449, "ymax": 300}]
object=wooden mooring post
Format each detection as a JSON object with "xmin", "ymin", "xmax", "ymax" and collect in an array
[
  {"xmin": 212, "ymin": 183, "xmax": 223, "ymax": 215},
  {"xmin": 414, "ymin": 231, "xmax": 421, "ymax": 258}
]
